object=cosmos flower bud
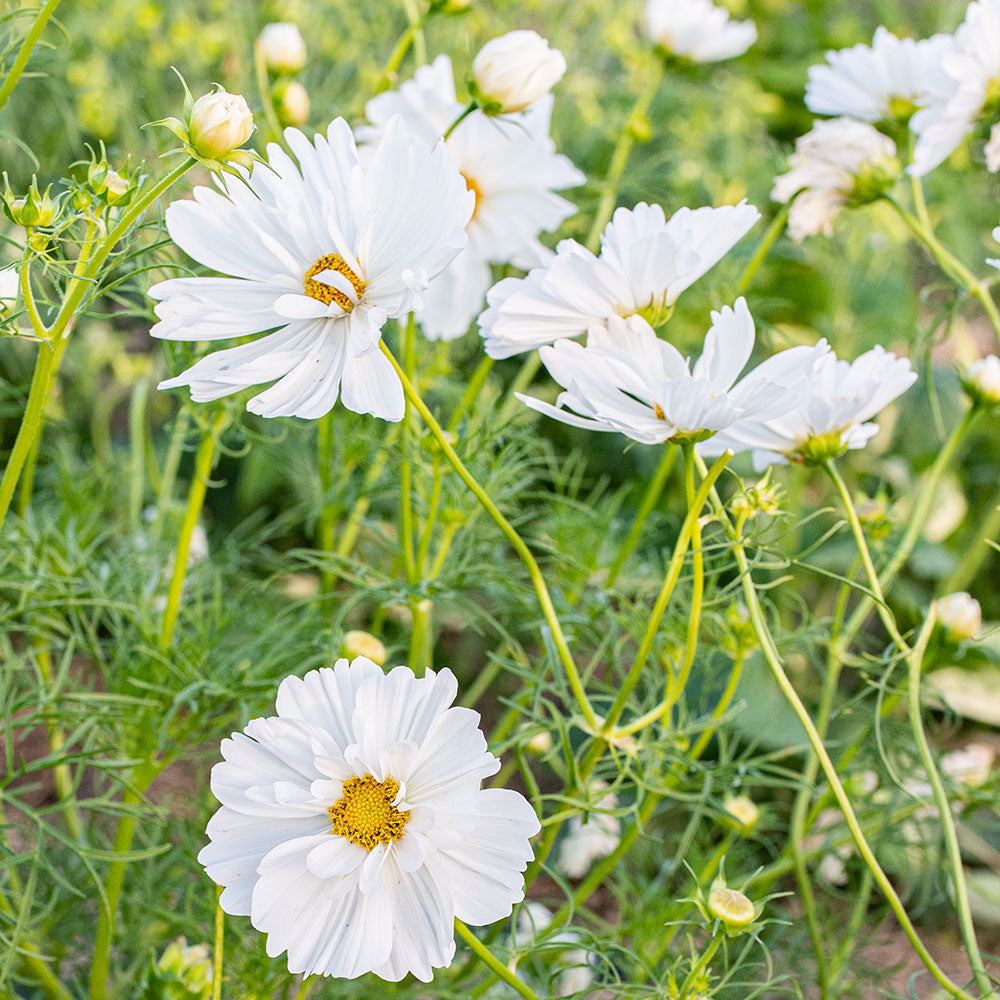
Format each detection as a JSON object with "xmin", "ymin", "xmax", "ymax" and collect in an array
[
  {"xmin": 273, "ymin": 79, "xmax": 310, "ymax": 127},
  {"xmin": 707, "ymin": 885, "xmax": 756, "ymax": 930},
  {"xmin": 934, "ymin": 592, "xmax": 981, "ymax": 641},
  {"xmin": 3, "ymin": 176, "xmax": 56, "ymax": 227},
  {"xmin": 188, "ymin": 91, "xmax": 254, "ymax": 161},
  {"xmin": 341, "ymin": 630, "xmax": 387, "ymax": 665},
  {"xmin": 525, "ymin": 730, "xmax": 553, "ymax": 755},
  {"xmin": 147, "ymin": 937, "xmax": 213, "ymax": 999},
  {"xmin": 104, "ymin": 170, "xmax": 130, "ymax": 205},
  {"xmin": 964, "ymin": 356, "xmax": 1000, "ymax": 407},
  {"xmin": 722, "ymin": 795, "xmax": 760, "ymax": 834},
  {"xmin": 256, "ymin": 22, "xmax": 306, "ymax": 74},
  {"xmin": 472, "ymin": 30, "xmax": 566, "ymax": 113}
]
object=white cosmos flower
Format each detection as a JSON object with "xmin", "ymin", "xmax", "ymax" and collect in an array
[
  {"xmin": 644, "ymin": 0, "xmax": 757, "ymax": 62},
  {"xmin": 151, "ymin": 116, "xmax": 472, "ymax": 421},
  {"xmin": 472, "ymin": 30, "xmax": 567, "ymax": 113},
  {"xmin": 772, "ymin": 117, "xmax": 899, "ymax": 241},
  {"xmin": 805, "ymin": 27, "xmax": 955, "ymax": 124},
  {"xmin": 910, "ymin": 0, "xmax": 1000, "ymax": 176},
  {"xmin": 701, "ymin": 345, "xmax": 916, "ymax": 469},
  {"xmin": 479, "ymin": 200, "xmax": 760, "ymax": 359},
  {"xmin": 361, "ymin": 55, "xmax": 583, "ymax": 341},
  {"xmin": 198, "ymin": 657, "xmax": 540, "ymax": 981},
  {"xmin": 517, "ymin": 299, "xmax": 823, "ymax": 444},
  {"xmin": 556, "ymin": 785, "xmax": 620, "ymax": 879},
  {"xmin": 935, "ymin": 592, "xmax": 982, "ymax": 641}
]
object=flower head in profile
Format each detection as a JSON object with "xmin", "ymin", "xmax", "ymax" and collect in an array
[
  {"xmin": 472, "ymin": 30, "xmax": 566, "ymax": 114},
  {"xmin": 701, "ymin": 345, "xmax": 916, "ymax": 469},
  {"xmin": 805, "ymin": 27, "xmax": 955, "ymax": 126},
  {"xmin": 935, "ymin": 591, "xmax": 982, "ymax": 641},
  {"xmin": 517, "ymin": 298, "xmax": 823, "ymax": 444},
  {"xmin": 556, "ymin": 783, "xmax": 620, "ymax": 879},
  {"xmin": 151, "ymin": 117, "xmax": 472, "ymax": 421},
  {"xmin": 480, "ymin": 200, "xmax": 760, "ymax": 359},
  {"xmin": 361, "ymin": 55, "xmax": 583, "ymax": 341},
  {"xmin": 772, "ymin": 117, "xmax": 899, "ymax": 241},
  {"xmin": 199, "ymin": 657, "xmax": 539, "ymax": 981},
  {"xmin": 910, "ymin": 0, "xmax": 1000, "ymax": 176},
  {"xmin": 644, "ymin": 0, "xmax": 757, "ymax": 62},
  {"xmin": 257, "ymin": 22, "xmax": 307, "ymax": 75},
  {"xmin": 963, "ymin": 354, "xmax": 1000, "ymax": 406}
]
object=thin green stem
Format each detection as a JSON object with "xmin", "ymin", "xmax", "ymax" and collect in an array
[
  {"xmin": 943, "ymin": 480, "xmax": 1000, "ymax": 594},
  {"xmin": 827, "ymin": 460, "xmax": 993, "ymax": 998},
  {"xmin": 159, "ymin": 420, "xmax": 219, "ymax": 649},
  {"xmin": 0, "ymin": 0, "xmax": 64, "ymax": 113},
  {"xmin": 602, "ymin": 449, "xmax": 732, "ymax": 735},
  {"xmin": 448, "ymin": 356, "xmax": 495, "ymax": 433},
  {"xmin": 316, "ymin": 410, "xmax": 337, "ymax": 594},
  {"xmin": 211, "ymin": 885, "xmax": 224, "ymax": 1000},
  {"xmin": 88, "ymin": 761, "xmax": 163, "ymax": 1000},
  {"xmin": 253, "ymin": 43, "xmax": 286, "ymax": 148},
  {"xmin": 128, "ymin": 378, "xmax": 150, "ymax": 533},
  {"xmin": 681, "ymin": 931, "xmax": 723, "ymax": 998},
  {"xmin": 408, "ymin": 597, "xmax": 433, "ymax": 676},
  {"xmin": 416, "ymin": 456, "xmax": 443, "ymax": 574},
  {"xmin": 688, "ymin": 648, "xmax": 747, "ymax": 759},
  {"xmin": 730, "ymin": 512, "xmax": 976, "ymax": 1000},
  {"xmin": 887, "ymin": 196, "xmax": 1000, "ymax": 344},
  {"xmin": 401, "ymin": 0, "xmax": 426, "ymax": 67},
  {"xmin": 400, "ymin": 317, "xmax": 417, "ymax": 586},
  {"xmin": 604, "ymin": 445, "xmax": 676, "ymax": 589},
  {"xmin": 380, "ymin": 340, "xmax": 599, "ymax": 730},
  {"xmin": 152, "ymin": 407, "xmax": 191, "ymax": 539},
  {"xmin": 455, "ymin": 920, "xmax": 539, "ymax": 1000},
  {"xmin": 585, "ymin": 61, "xmax": 665, "ymax": 253},
  {"xmin": 19, "ymin": 253, "xmax": 47, "ymax": 338},
  {"xmin": 737, "ymin": 202, "xmax": 789, "ymax": 293},
  {"xmin": 442, "ymin": 101, "xmax": 478, "ymax": 141}
]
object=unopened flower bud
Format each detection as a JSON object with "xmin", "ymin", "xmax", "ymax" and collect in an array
[
  {"xmin": 342, "ymin": 630, "xmax": 387, "ymax": 665},
  {"xmin": 472, "ymin": 30, "xmax": 566, "ymax": 114},
  {"xmin": 707, "ymin": 886, "xmax": 756, "ymax": 930},
  {"xmin": 105, "ymin": 170, "xmax": 129, "ymax": 204},
  {"xmin": 274, "ymin": 79, "xmax": 310, "ymax": 127},
  {"xmin": 189, "ymin": 91, "xmax": 254, "ymax": 161},
  {"xmin": 964, "ymin": 356, "xmax": 1000, "ymax": 407},
  {"xmin": 935, "ymin": 592, "xmax": 981, "ymax": 641},
  {"xmin": 7, "ymin": 178, "xmax": 56, "ymax": 227},
  {"xmin": 151, "ymin": 937, "xmax": 213, "ymax": 999},
  {"xmin": 257, "ymin": 23, "xmax": 306, "ymax": 74},
  {"xmin": 722, "ymin": 795, "xmax": 760, "ymax": 834},
  {"xmin": 525, "ymin": 730, "xmax": 552, "ymax": 755}
]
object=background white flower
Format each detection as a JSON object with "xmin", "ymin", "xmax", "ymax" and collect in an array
[
  {"xmin": 556, "ymin": 785, "xmax": 620, "ymax": 879},
  {"xmin": 361, "ymin": 55, "xmax": 583, "ymax": 341},
  {"xmin": 702, "ymin": 345, "xmax": 916, "ymax": 469},
  {"xmin": 517, "ymin": 299, "xmax": 823, "ymax": 444},
  {"xmin": 644, "ymin": 0, "xmax": 757, "ymax": 62},
  {"xmin": 935, "ymin": 592, "xmax": 982, "ymax": 641},
  {"xmin": 910, "ymin": 0, "xmax": 1000, "ymax": 176},
  {"xmin": 152, "ymin": 116, "xmax": 472, "ymax": 421},
  {"xmin": 805, "ymin": 27, "xmax": 954, "ymax": 124},
  {"xmin": 472, "ymin": 30, "xmax": 566, "ymax": 113},
  {"xmin": 772, "ymin": 117, "xmax": 898, "ymax": 241},
  {"xmin": 199, "ymin": 657, "xmax": 540, "ymax": 981},
  {"xmin": 480, "ymin": 200, "xmax": 760, "ymax": 359},
  {"xmin": 0, "ymin": 267, "xmax": 18, "ymax": 318},
  {"xmin": 256, "ymin": 22, "xmax": 306, "ymax": 74}
]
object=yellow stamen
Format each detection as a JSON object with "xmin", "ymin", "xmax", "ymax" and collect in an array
[
  {"xmin": 303, "ymin": 254, "xmax": 367, "ymax": 311},
  {"xmin": 653, "ymin": 402, "xmax": 666, "ymax": 421},
  {"xmin": 327, "ymin": 774, "xmax": 409, "ymax": 851}
]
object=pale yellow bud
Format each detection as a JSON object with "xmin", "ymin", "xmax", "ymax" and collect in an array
[
  {"xmin": 722, "ymin": 795, "xmax": 760, "ymax": 833},
  {"xmin": 257, "ymin": 22, "xmax": 306, "ymax": 74},
  {"xmin": 965, "ymin": 356, "xmax": 1000, "ymax": 406},
  {"xmin": 525, "ymin": 731, "xmax": 552, "ymax": 755},
  {"xmin": 935, "ymin": 592, "xmax": 981, "ymax": 641},
  {"xmin": 472, "ymin": 30, "xmax": 566, "ymax": 113},
  {"xmin": 342, "ymin": 630, "xmax": 387, "ymax": 665},
  {"xmin": 707, "ymin": 886, "xmax": 756, "ymax": 930},
  {"xmin": 274, "ymin": 80, "xmax": 310, "ymax": 127},
  {"xmin": 105, "ymin": 170, "xmax": 128, "ymax": 198},
  {"xmin": 188, "ymin": 91, "xmax": 253, "ymax": 160}
]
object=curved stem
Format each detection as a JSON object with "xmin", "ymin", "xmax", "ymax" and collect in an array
[
  {"xmin": 159, "ymin": 419, "xmax": 220, "ymax": 649},
  {"xmin": 442, "ymin": 101, "xmax": 478, "ymax": 141},
  {"xmin": 455, "ymin": 920, "xmax": 539, "ymax": 1000},
  {"xmin": 826, "ymin": 460, "xmax": 993, "ymax": 998},
  {"xmin": 584, "ymin": 61, "xmax": 665, "ymax": 253},
  {"xmin": 0, "ymin": 0, "xmax": 64, "ymax": 114},
  {"xmin": 380, "ymin": 340, "xmax": 599, "ymax": 730},
  {"xmin": 737, "ymin": 202, "xmax": 789, "ymax": 293},
  {"xmin": 604, "ymin": 445, "xmax": 676, "ymax": 589}
]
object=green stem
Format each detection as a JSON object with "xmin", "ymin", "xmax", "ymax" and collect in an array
[
  {"xmin": 681, "ymin": 931, "xmax": 723, "ymax": 998},
  {"xmin": 942, "ymin": 481, "xmax": 1000, "ymax": 594},
  {"xmin": 887, "ymin": 197, "xmax": 1000, "ymax": 345},
  {"xmin": 729, "ymin": 492, "xmax": 975, "ymax": 1000},
  {"xmin": 448, "ymin": 356, "xmax": 495, "ymax": 433},
  {"xmin": 455, "ymin": 920, "xmax": 539, "ymax": 1000},
  {"xmin": 826, "ymin": 460, "xmax": 993, "ymax": 998},
  {"xmin": 211, "ymin": 885, "xmax": 224, "ymax": 1000},
  {"xmin": 159, "ymin": 420, "xmax": 219, "ymax": 649},
  {"xmin": 442, "ymin": 101, "xmax": 478, "ymax": 141},
  {"xmin": 253, "ymin": 43, "xmax": 286, "ymax": 148},
  {"xmin": 584, "ymin": 61, "xmax": 665, "ymax": 253},
  {"xmin": 604, "ymin": 445, "xmax": 676, "ymax": 589},
  {"xmin": 0, "ymin": 0, "xmax": 64, "ymax": 113},
  {"xmin": 401, "ymin": 0, "xmax": 426, "ymax": 67},
  {"xmin": 88, "ymin": 761, "xmax": 163, "ymax": 1000},
  {"xmin": 737, "ymin": 202, "xmax": 789, "ymax": 293},
  {"xmin": 400, "ymin": 317, "xmax": 417, "ymax": 586},
  {"xmin": 34, "ymin": 646, "xmax": 85, "ymax": 842},
  {"xmin": 128, "ymin": 378, "xmax": 150, "ymax": 533},
  {"xmin": 408, "ymin": 597, "xmax": 433, "ymax": 676},
  {"xmin": 602, "ymin": 449, "xmax": 732, "ymax": 734},
  {"xmin": 19, "ymin": 252, "xmax": 47, "ymax": 338},
  {"xmin": 316, "ymin": 410, "xmax": 337, "ymax": 594},
  {"xmin": 152, "ymin": 407, "xmax": 191, "ymax": 539},
  {"xmin": 380, "ymin": 340, "xmax": 599, "ymax": 730}
]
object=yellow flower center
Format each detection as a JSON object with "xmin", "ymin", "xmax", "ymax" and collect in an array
[
  {"xmin": 327, "ymin": 773, "xmax": 409, "ymax": 851},
  {"xmin": 302, "ymin": 254, "xmax": 367, "ymax": 312},
  {"xmin": 460, "ymin": 172, "xmax": 482, "ymax": 221}
]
